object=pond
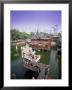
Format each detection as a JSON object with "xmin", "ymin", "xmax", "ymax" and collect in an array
[
  {"xmin": 11, "ymin": 46, "xmax": 35, "ymax": 79},
  {"xmin": 36, "ymin": 50, "xmax": 51, "ymax": 65},
  {"xmin": 49, "ymin": 50, "xmax": 61, "ymax": 79},
  {"xmin": 11, "ymin": 46, "xmax": 61, "ymax": 79},
  {"xmin": 11, "ymin": 57, "xmax": 36, "ymax": 79}
]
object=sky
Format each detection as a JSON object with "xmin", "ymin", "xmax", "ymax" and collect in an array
[{"xmin": 11, "ymin": 11, "xmax": 61, "ymax": 34}]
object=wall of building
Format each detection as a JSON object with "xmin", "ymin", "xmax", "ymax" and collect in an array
[{"xmin": 30, "ymin": 38, "xmax": 52, "ymax": 50}]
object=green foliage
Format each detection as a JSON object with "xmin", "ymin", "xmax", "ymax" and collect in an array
[
  {"xmin": 19, "ymin": 32, "xmax": 29, "ymax": 39},
  {"xmin": 11, "ymin": 29, "xmax": 20, "ymax": 40},
  {"xmin": 30, "ymin": 32, "xmax": 35, "ymax": 36},
  {"xmin": 11, "ymin": 29, "xmax": 31, "ymax": 40}
]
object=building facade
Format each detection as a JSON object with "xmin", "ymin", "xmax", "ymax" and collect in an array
[{"xmin": 29, "ymin": 38, "xmax": 53, "ymax": 50}]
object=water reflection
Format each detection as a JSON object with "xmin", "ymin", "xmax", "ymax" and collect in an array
[
  {"xmin": 11, "ymin": 58, "xmax": 29, "ymax": 79},
  {"xmin": 11, "ymin": 47, "xmax": 61, "ymax": 79},
  {"xmin": 49, "ymin": 49, "xmax": 60, "ymax": 79}
]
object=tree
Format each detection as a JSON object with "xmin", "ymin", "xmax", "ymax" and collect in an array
[
  {"xmin": 11, "ymin": 29, "xmax": 31, "ymax": 40},
  {"xmin": 11, "ymin": 29, "xmax": 20, "ymax": 40}
]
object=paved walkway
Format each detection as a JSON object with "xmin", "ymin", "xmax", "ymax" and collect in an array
[
  {"xmin": 37, "ymin": 68, "xmax": 46, "ymax": 79},
  {"xmin": 37, "ymin": 64, "xmax": 50, "ymax": 79}
]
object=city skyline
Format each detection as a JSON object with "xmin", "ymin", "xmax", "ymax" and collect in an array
[{"xmin": 11, "ymin": 11, "xmax": 61, "ymax": 34}]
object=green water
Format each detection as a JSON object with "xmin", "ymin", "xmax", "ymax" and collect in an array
[
  {"xmin": 11, "ymin": 46, "xmax": 61, "ymax": 79},
  {"xmin": 36, "ymin": 50, "xmax": 51, "ymax": 65},
  {"xmin": 11, "ymin": 46, "xmax": 51, "ymax": 64},
  {"xmin": 11, "ymin": 46, "xmax": 21, "ymax": 60},
  {"xmin": 11, "ymin": 46, "xmax": 37, "ymax": 79}
]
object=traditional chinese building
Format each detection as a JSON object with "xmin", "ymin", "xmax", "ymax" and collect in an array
[
  {"xmin": 29, "ymin": 30, "xmax": 56, "ymax": 50},
  {"xmin": 28, "ymin": 25, "xmax": 58, "ymax": 51},
  {"xmin": 30, "ymin": 38, "xmax": 53, "ymax": 50}
]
